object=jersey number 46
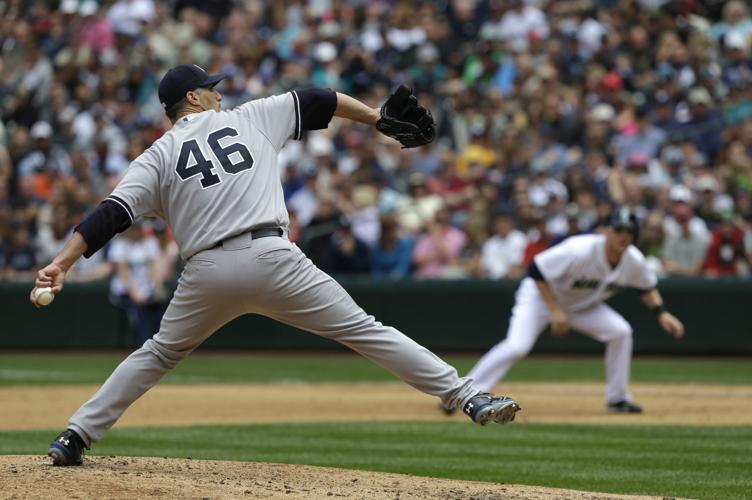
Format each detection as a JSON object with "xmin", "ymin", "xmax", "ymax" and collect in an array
[{"xmin": 176, "ymin": 127, "xmax": 254, "ymax": 188}]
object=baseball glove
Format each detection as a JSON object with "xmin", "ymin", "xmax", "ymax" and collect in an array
[{"xmin": 376, "ymin": 85, "xmax": 436, "ymax": 148}]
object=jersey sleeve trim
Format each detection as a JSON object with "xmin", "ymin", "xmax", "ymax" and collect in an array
[
  {"xmin": 105, "ymin": 195, "xmax": 134, "ymax": 222},
  {"xmin": 291, "ymin": 91, "xmax": 302, "ymax": 140}
]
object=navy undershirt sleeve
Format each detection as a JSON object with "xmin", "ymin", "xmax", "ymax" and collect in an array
[
  {"xmin": 292, "ymin": 88, "xmax": 337, "ymax": 139},
  {"xmin": 528, "ymin": 261, "xmax": 545, "ymax": 281},
  {"xmin": 74, "ymin": 199, "xmax": 133, "ymax": 258}
]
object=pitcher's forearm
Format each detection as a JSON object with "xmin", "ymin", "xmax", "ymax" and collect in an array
[
  {"xmin": 52, "ymin": 232, "xmax": 88, "ymax": 272},
  {"xmin": 334, "ymin": 93, "xmax": 380, "ymax": 125}
]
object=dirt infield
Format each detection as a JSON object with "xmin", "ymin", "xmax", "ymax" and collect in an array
[
  {"xmin": 4, "ymin": 381, "xmax": 748, "ymax": 499},
  {"xmin": 1, "ymin": 455, "xmax": 667, "ymax": 499},
  {"xmin": 3, "ymin": 381, "xmax": 751, "ymax": 429}
]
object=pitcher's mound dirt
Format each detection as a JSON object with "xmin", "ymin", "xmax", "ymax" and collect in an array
[{"xmin": 0, "ymin": 455, "xmax": 664, "ymax": 499}]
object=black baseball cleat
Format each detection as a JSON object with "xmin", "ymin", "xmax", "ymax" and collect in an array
[
  {"xmin": 463, "ymin": 393, "xmax": 521, "ymax": 425},
  {"xmin": 48, "ymin": 429, "xmax": 88, "ymax": 466},
  {"xmin": 607, "ymin": 400, "xmax": 643, "ymax": 413}
]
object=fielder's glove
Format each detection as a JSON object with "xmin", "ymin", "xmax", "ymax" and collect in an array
[{"xmin": 376, "ymin": 85, "xmax": 436, "ymax": 148}]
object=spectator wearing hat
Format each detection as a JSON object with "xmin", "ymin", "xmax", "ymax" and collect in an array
[
  {"xmin": 551, "ymin": 203, "xmax": 585, "ymax": 245},
  {"xmin": 527, "ymin": 159, "xmax": 568, "ymax": 208},
  {"xmin": 396, "ymin": 173, "xmax": 443, "ymax": 235},
  {"xmin": 674, "ymin": 87, "xmax": 723, "ymax": 162},
  {"xmin": 661, "ymin": 185, "xmax": 711, "ymax": 276},
  {"xmin": 323, "ymin": 215, "xmax": 372, "ymax": 276},
  {"xmin": 16, "ymin": 121, "xmax": 72, "ymax": 200},
  {"xmin": 409, "ymin": 43, "xmax": 448, "ymax": 94},
  {"xmin": 693, "ymin": 174, "xmax": 734, "ymax": 228},
  {"xmin": 702, "ymin": 211, "xmax": 748, "ymax": 277},
  {"xmin": 79, "ymin": 1, "xmax": 115, "ymax": 54}
]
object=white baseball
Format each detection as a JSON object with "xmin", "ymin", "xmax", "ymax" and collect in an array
[{"xmin": 35, "ymin": 287, "xmax": 55, "ymax": 306}]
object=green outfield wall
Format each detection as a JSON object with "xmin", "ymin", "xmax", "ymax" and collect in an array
[{"xmin": 1, "ymin": 278, "xmax": 750, "ymax": 353}]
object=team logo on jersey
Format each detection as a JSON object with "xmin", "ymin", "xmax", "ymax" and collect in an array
[
  {"xmin": 606, "ymin": 283, "xmax": 624, "ymax": 293},
  {"xmin": 572, "ymin": 278, "xmax": 600, "ymax": 289}
]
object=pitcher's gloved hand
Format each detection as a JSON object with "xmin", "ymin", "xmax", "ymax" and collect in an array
[{"xmin": 375, "ymin": 85, "xmax": 436, "ymax": 148}]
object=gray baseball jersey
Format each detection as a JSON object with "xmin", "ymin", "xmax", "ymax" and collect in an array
[
  {"xmin": 64, "ymin": 89, "xmax": 484, "ymax": 446},
  {"xmin": 108, "ymin": 93, "xmax": 302, "ymax": 260}
]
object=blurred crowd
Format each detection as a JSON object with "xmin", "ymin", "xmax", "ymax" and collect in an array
[{"xmin": 2, "ymin": 0, "xmax": 752, "ymax": 285}]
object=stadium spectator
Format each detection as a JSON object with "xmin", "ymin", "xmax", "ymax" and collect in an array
[
  {"xmin": 521, "ymin": 210, "xmax": 553, "ymax": 267},
  {"xmin": 1, "ymin": 0, "xmax": 752, "ymax": 282},
  {"xmin": 370, "ymin": 214, "xmax": 415, "ymax": 279},
  {"xmin": 108, "ymin": 220, "xmax": 167, "ymax": 347},
  {"xmin": 662, "ymin": 185, "xmax": 711, "ymax": 277},
  {"xmin": 637, "ymin": 211, "xmax": 666, "ymax": 278},
  {"xmin": 479, "ymin": 213, "xmax": 526, "ymax": 280},
  {"xmin": 322, "ymin": 216, "xmax": 372, "ymax": 276},
  {"xmin": 702, "ymin": 212, "xmax": 748, "ymax": 278},
  {"xmin": 412, "ymin": 207, "xmax": 467, "ymax": 279}
]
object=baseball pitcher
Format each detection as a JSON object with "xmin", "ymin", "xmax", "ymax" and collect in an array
[{"xmin": 32, "ymin": 65, "xmax": 520, "ymax": 466}]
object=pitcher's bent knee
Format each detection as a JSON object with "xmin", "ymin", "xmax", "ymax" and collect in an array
[{"xmin": 141, "ymin": 338, "xmax": 193, "ymax": 370}]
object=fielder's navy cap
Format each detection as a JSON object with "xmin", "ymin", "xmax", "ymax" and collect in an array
[
  {"xmin": 158, "ymin": 64, "xmax": 226, "ymax": 110},
  {"xmin": 610, "ymin": 206, "xmax": 639, "ymax": 238}
]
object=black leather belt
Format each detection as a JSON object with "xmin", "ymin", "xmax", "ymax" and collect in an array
[
  {"xmin": 213, "ymin": 227, "xmax": 283, "ymax": 249},
  {"xmin": 249, "ymin": 227, "xmax": 284, "ymax": 239}
]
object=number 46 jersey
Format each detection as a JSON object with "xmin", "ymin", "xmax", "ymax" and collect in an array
[{"xmin": 108, "ymin": 90, "xmax": 335, "ymax": 260}]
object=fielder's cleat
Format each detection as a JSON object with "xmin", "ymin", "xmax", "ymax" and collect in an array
[
  {"xmin": 607, "ymin": 400, "xmax": 643, "ymax": 414},
  {"xmin": 463, "ymin": 393, "xmax": 521, "ymax": 425},
  {"xmin": 48, "ymin": 429, "xmax": 87, "ymax": 466},
  {"xmin": 437, "ymin": 401, "xmax": 456, "ymax": 416}
]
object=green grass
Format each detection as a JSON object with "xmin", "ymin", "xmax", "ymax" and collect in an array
[
  {"xmin": 3, "ymin": 422, "xmax": 750, "ymax": 499},
  {"xmin": 0, "ymin": 353, "xmax": 751, "ymax": 386}
]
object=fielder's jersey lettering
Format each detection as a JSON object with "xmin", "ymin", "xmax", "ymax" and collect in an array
[{"xmin": 572, "ymin": 279, "xmax": 600, "ymax": 289}]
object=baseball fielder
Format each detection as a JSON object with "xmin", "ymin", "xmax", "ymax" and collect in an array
[
  {"xmin": 453, "ymin": 208, "xmax": 684, "ymax": 414},
  {"xmin": 32, "ymin": 65, "xmax": 520, "ymax": 466}
]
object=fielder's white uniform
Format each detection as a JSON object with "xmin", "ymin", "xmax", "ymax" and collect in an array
[
  {"xmin": 468, "ymin": 234, "xmax": 657, "ymax": 404},
  {"xmin": 66, "ymin": 90, "xmax": 481, "ymax": 446}
]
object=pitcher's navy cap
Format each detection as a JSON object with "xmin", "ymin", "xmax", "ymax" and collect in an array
[{"xmin": 158, "ymin": 64, "xmax": 226, "ymax": 110}]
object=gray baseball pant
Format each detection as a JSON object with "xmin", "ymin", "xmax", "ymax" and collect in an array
[{"xmin": 69, "ymin": 233, "xmax": 479, "ymax": 445}]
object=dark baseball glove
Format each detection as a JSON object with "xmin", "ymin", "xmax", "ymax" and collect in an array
[{"xmin": 376, "ymin": 85, "xmax": 436, "ymax": 148}]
